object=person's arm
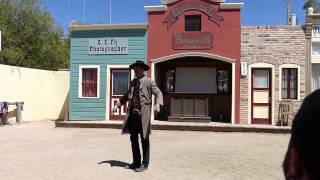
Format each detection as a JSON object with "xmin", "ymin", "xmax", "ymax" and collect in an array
[
  {"xmin": 113, "ymin": 90, "xmax": 129, "ymax": 113},
  {"xmin": 113, "ymin": 80, "xmax": 133, "ymax": 112},
  {"xmin": 150, "ymin": 79, "xmax": 163, "ymax": 112},
  {"xmin": 119, "ymin": 89, "xmax": 130, "ymax": 106}
]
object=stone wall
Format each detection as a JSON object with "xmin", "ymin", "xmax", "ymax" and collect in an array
[{"xmin": 240, "ymin": 25, "xmax": 306, "ymax": 125}]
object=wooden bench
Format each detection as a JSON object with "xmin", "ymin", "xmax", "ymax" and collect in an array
[
  {"xmin": 0, "ymin": 102, "xmax": 24, "ymax": 125},
  {"xmin": 277, "ymin": 101, "xmax": 293, "ymax": 126}
]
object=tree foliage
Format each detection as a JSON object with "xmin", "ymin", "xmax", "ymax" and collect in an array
[{"xmin": 0, "ymin": 0, "xmax": 69, "ymax": 70}]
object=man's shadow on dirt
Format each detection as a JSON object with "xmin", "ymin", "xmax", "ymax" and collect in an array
[{"xmin": 98, "ymin": 160, "xmax": 130, "ymax": 168}]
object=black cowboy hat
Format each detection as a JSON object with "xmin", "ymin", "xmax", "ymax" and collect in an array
[{"xmin": 129, "ymin": 60, "xmax": 150, "ymax": 71}]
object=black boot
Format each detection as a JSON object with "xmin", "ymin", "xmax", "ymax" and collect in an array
[
  {"xmin": 134, "ymin": 163, "xmax": 148, "ymax": 172},
  {"xmin": 125, "ymin": 163, "xmax": 141, "ymax": 170}
]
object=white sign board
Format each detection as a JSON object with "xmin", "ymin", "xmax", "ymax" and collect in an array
[
  {"xmin": 240, "ymin": 61, "xmax": 248, "ymax": 76},
  {"xmin": 312, "ymin": 25, "xmax": 320, "ymax": 38},
  {"xmin": 88, "ymin": 38, "xmax": 128, "ymax": 55}
]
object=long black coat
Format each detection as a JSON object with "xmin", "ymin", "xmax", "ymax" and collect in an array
[{"xmin": 119, "ymin": 76, "xmax": 163, "ymax": 139}]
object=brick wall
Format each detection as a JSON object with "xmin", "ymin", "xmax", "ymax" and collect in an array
[{"xmin": 240, "ymin": 26, "xmax": 306, "ymax": 125}]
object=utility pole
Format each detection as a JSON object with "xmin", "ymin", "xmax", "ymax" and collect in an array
[
  {"xmin": 287, "ymin": 0, "xmax": 291, "ymax": 25},
  {"xmin": 83, "ymin": 0, "xmax": 86, "ymax": 24},
  {"xmin": 68, "ymin": 0, "xmax": 71, "ymax": 23},
  {"xmin": 109, "ymin": 0, "xmax": 112, "ymax": 24}
]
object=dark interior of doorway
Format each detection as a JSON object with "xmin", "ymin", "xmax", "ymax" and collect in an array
[{"xmin": 154, "ymin": 57, "xmax": 232, "ymax": 123}]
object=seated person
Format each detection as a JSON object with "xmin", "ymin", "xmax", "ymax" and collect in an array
[{"xmin": 0, "ymin": 101, "xmax": 8, "ymax": 125}]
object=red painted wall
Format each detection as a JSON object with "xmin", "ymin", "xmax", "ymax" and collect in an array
[{"xmin": 147, "ymin": 0, "xmax": 241, "ymax": 123}]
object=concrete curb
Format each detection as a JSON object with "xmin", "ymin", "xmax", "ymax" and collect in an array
[{"xmin": 55, "ymin": 121, "xmax": 291, "ymax": 134}]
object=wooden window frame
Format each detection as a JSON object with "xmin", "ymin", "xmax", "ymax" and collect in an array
[
  {"xmin": 185, "ymin": 15, "xmax": 201, "ymax": 32},
  {"xmin": 279, "ymin": 64, "xmax": 300, "ymax": 101},
  {"xmin": 282, "ymin": 68, "xmax": 298, "ymax": 99},
  {"xmin": 111, "ymin": 69, "xmax": 130, "ymax": 97},
  {"xmin": 217, "ymin": 69, "xmax": 231, "ymax": 95},
  {"xmin": 78, "ymin": 65, "xmax": 100, "ymax": 98}
]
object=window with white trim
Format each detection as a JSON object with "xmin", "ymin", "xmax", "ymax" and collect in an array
[
  {"xmin": 282, "ymin": 68, "xmax": 298, "ymax": 99},
  {"xmin": 112, "ymin": 71, "xmax": 130, "ymax": 96},
  {"xmin": 79, "ymin": 65, "xmax": 100, "ymax": 98},
  {"xmin": 312, "ymin": 64, "xmax": 320, "ymax": 91},
  {"xmin": 312, "ymin": 42, "xmax": 320, "ymax": 55}
]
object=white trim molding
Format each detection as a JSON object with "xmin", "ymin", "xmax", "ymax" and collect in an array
[
  {"xmin": 151, "ymin": 63, "xmax": 156, "ymax": 122},
  {"xmin": 78, "ymin": 65, "xmax": 101, "ymax": 99},
  {"xmin": 70, "ymin": 24, "xmax": 148, "ymax": 32},
  {"xmin": 311, "ymin": 41, "xmax": 320, "ymax": 63},
  {"xmin": 248, "ymin": 63, "xmax": 275, "ymax": 125},
  {"xmin": 161, "ymin": 0, "xmax": 225, "ymax": 5},
  {"xmin": 106, "ymin": 64, "xmax": 130, "ymax": 121},
  {"xmin": 144, "ymin": 5, "xmax": 167, "ymax": 12},
  {"xmin": 151, "ymin": 52, "xmax": 235, "ymax": 64},
  {"xmin": 220, "ymin": 3, "xmax": 244, "ymax": 9},
  {"xmin": 278, "ymin": 64, "xmax": 301, "ymax": 101},
  {"xmin": 231, "ymin": 62, "xmax": 236, "ymax": 124},
  {"xmin": 150, "ymin": 52, "xmax": 236, "ymax": 124}
]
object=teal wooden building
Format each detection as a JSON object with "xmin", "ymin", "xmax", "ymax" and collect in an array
[{"xmin": 69, "ymin": 24, "xmax": 148, "ymax": 121}]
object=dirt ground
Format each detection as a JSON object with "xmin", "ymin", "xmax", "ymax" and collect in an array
[{"xmin": 0, "ymin": 121, "xmax": 290, "ymax": 180}]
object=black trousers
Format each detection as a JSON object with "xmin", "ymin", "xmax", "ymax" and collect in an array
[{"xmin": 127, "ymin": 112, "xmax": 150, "ymax": 166}]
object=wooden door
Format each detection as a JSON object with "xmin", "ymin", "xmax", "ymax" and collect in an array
[
  {"xmin": 251, "ymin": 68, "xmax": 272, "ymax": 124},
  {"xmin": 109, "ymin": 69, "xmax": 131, "ymax": 120}
]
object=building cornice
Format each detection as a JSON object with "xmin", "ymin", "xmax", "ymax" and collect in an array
[
  {"xmin": 220, "ymin": 3, "xmax": 244, "ymax": 9},
  {"xmin": 160, "ymin": 0, "xmax": 225, "ymax": 4},
  {"xmin": 144, "ymin": 5, "xmax": 167, "ymax": 12},
  {"xmin": 69, "ymin": 24, "xmax": 148, "ymax": 32},
  {"xmin": 307, "ymin": 14, "xmax": 320, "ymax": 18},
  {"xmin": 145, "ymin": 1, "xmax": 244, "ymax": 12}
]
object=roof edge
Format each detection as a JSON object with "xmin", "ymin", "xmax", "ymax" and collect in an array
[
  {"xmin": 144, "ymin": 5, "xmax": 167, "ymax": 12},
  {"xmin": 69, "ymin": 24, "xmax": 148, "ymax": 32},
  {"xmin": 220, "ymin": 3, "xmax": 244, "ymax": 9},
  {"xmin": 161, "ymin": 0, "xmax": 225, "ymax": 5}
]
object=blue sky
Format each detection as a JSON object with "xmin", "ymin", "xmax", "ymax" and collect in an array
[{"xmin": 41, "ymin": 0, "xmax": 306, "ymax": 35}]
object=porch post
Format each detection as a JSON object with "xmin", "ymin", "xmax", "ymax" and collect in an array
[
  {"xmin": 231, "ymin": 62, "xmax": 235, "ymax": 124},
  {"xmin": 151, "ymin": 62, "xmax": 155, "ymax": 122}
]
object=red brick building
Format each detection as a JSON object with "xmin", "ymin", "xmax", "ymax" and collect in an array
[
  {"xmin": 145, "ymin": 0, "xmax": 306, "ymax": 126},
  {"xmin": 145, "ymin": 0, "xmax": 243, "ymax": 124}
]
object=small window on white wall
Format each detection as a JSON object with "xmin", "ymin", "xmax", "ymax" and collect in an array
[
  {"xmin": 79, "ymin": 65, "xmax": 100, "ymax": 98},
  {"xmin": 312, "ymin": 64, "xmax": 320, "ymax": 91},
  {"xmin": 312, "ymin": 42, "xmax": 320, "ymax": 55}
]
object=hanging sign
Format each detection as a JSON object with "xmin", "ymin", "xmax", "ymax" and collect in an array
[
  {"xmin": 240, "ymin": 61, "xmax": 248, "ymax": 77},
  {"xmin": 173, "ymin": 32, "xmax": 212, "ymax": 50},
  {"xmin": 89, "ymin": 38, "xmax": 128, "ymax": 55}
]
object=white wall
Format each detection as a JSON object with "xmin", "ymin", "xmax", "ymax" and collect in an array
[{"xmin": 0, "ymin": 64, "xmax": 69, "ymax": 121}]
